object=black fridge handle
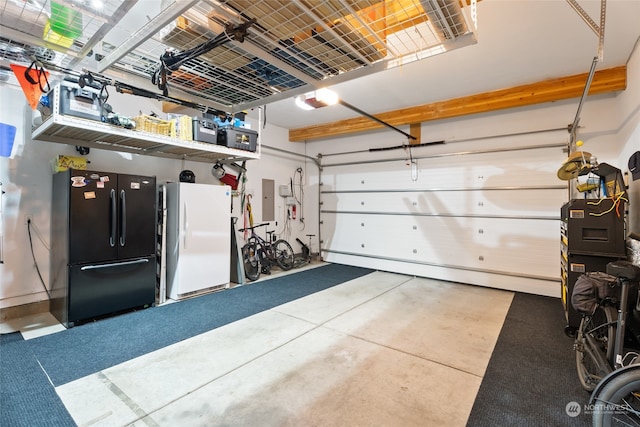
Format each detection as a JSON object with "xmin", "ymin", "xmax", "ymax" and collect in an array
[
  {"xmin": 109, "ymin": 189, "xmax": 116, "ymax": 247},
  {"xmin": 120, "ymin": 189, "xmax": 126, "ymax": 246}
]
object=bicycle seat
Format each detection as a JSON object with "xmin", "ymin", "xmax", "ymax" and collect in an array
[{"xmin": 606, "ymin": 260, "xmax": 640, "ymax": 281}]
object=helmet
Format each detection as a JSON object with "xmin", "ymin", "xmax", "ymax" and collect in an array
[
  {"xmin": 211, "ymin": 162, "xmax": 225, "ymax": 179},
  {"xmin": 179, "ymin": 170, "xmax": 195, "ymax": 183}
]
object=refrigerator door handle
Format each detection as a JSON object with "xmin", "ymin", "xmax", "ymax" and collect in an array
[
  {"xmin": 182, "ymin": 202, "xmax": 187, "ymax": 249},
  {"xmin": 120, "ymin": 189, "xmax": 126, "ymax": 246},
  {"xmin": 80, "ymin": 258, "xmax": 149, "ymax": 271},
  {"xmin": 110, "ymin": 189, "xmax": 116, "ymax": 247}
]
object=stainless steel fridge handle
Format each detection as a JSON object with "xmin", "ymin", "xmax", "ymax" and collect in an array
[
  {"xmin": 110, "ymin": 189, "xmax": 116, "ymax": 247},
  {"xmin": 120, "ymin": 190, "xmax": 126, "ymax": 246},
  {"xmin": 80, "ymin": 258, "xmax": 149, "ymax": 270}
]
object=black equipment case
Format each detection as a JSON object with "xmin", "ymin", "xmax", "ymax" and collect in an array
[{"xmin": 217, "ymin": 126, "xmax": 257, "ymax": 152}]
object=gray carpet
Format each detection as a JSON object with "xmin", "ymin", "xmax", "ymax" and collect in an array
[{"xmin": 466, "ymin": 292, "xmax": 592, "ymax": 426}]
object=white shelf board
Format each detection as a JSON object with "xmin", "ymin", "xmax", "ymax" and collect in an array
[{"xmin": 31, "ymin": 113, "xmax": 260, "ymax": 163}]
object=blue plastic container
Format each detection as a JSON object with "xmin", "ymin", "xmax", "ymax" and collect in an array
[{"xmin": 0, "ymin": 123, "xmax": 17, "ymax": 157}]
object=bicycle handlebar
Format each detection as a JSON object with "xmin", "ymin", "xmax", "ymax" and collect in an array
[{"xmin": 238, "ymin": 222, "xmax": 270, "ymax": 232}]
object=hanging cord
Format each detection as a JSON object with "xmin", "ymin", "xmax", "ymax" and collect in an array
[
  {"xmin": 403, "ymin": 143, "xmax": 419, "ymax": 181},
  {"xmin": 292, "ymin": 167, "xmax": 305, "ymax": 228},
  {"xmin": 24, "ymin": 59, "xmax": 51, "ymax": 93},
  {"xmin": 586, "ymin": 191, "xmax": 628, "ymax": 217},
  {"xmin": 283, "ymin": 204, "xmax": 291, "ymax": 240},
  {"xmin": 27, "ymin": 219, "xmax": 51, "ymax": 299}
]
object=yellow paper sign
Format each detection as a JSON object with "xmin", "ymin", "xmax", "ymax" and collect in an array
[{"xmin": 55, "ymin": 155, "xmax": 87, "ymax": 172}]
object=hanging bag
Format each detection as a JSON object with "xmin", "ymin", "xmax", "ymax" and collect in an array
[{"xmin": 571, "ymin": 272, "xmax": 618, "ymax": 315}]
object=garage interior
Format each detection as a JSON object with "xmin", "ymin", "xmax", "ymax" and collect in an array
[{"xmin": 1, "ymin": 0, "xmax": 640, "ymax": 426}]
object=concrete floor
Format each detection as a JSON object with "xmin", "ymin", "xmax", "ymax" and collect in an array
[{"xmin": 6, "ymin": 268, "xmax": 514, "ymax": 426}]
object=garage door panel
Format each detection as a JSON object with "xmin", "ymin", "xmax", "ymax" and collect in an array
[
  {"xmin": 323, "ymin": 147, "xmax": 563, "ymax": 191},
  {"xmin": 321, "ymin": 213, "xmax": 558, "ymax": 278},
  {"xmin": 324, "ymin": 188, "xmax": 565, "ymax": 217}
]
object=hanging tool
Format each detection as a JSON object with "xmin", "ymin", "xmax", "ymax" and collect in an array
[{"xmin": 152, "ymin": 19, "xmax": 256, "ymax": 96}]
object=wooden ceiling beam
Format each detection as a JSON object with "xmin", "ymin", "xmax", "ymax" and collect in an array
[{"xmin": 289, "ymin": 65, "xmax": 626, "ymax": 142}]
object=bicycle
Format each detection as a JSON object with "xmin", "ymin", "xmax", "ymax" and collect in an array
[
  {"xmin": 238, "ymin": 223, "xmax": 295, "ymax": 281},
  {"xmin": 589, "ymin": 362, "xmax": 640, "ymax": 426},
  {"xmin": 573, "ymin": 260, "xmax": 640, "ymax": 392}
]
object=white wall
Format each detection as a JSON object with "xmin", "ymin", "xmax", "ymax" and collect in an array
[
  {"xmin": 0, "ymin": 85, "xmax": 313, "ymax": 309},
  {"xmin": 614, "ymin": 39, "xmax": 640, "ymax": 232}
]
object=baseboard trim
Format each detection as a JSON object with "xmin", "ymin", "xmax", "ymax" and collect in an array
[{"xmin": 0, "ymin": 300, "xmax": 51, "ymax": 322}]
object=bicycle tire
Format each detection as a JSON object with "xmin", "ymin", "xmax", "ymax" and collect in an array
[
  {"xmin": 274, "ymin": 239, "xmax": 295, "ymax": 271},
  {"xmin": 576, "ymin": 304, "xmax": 617, "ymax": 392},
  {"xmin": 242, "ymin": 241, "xmax": 260, "ymax": 281},
  {"xmin": 592, "ymin": 368, "xmax": 640, "ymax": 427}
]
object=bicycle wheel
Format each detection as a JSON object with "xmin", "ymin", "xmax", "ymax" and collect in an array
[
  {"xmin": 576, "ymin": 304, "xmax": 617, "ymax": 392},
  {"xmin": 242, "ymin": 241, "xmax": 260, "ymax": 281},
  {"xmin": 273, "ymin": 239, "xmax": 295, "ymax": 270},
  {"xmin": 592, "ymin": 368, "xmax": 640, "ymax": 427}
]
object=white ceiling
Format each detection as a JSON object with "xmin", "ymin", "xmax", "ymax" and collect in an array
[
  {"xmin": 263, "ymin": 0, "xmax": 640, "ymax": 130},
  {"xmin": 1, "ymin": 0, "xmax": 638, "ymax": 134}
]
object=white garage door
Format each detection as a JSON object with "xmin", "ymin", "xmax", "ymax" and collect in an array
[{"xmin": 319, "ymin": 134, "xmax": 568, "ymax": 296}]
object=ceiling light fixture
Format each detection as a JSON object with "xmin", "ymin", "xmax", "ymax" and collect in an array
[
  {"xmin": 295, "ymin": 88, "xmax": 339, "ymax": 110},
  {"xmin": 295, "ymin": 88, "xmax": 416, "ymax": 141}
]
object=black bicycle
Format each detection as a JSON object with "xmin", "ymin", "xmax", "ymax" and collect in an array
[
  {"xmin": 573, "ymin": 260, "xmax": 640, "ymax": 392},
  {"xmin": 238, "ymin": 223, "xmax": 295, "ymax": 281},
  {"xmin": 589, "ymin": 362, "xmax": 640, "ymax": 426}
]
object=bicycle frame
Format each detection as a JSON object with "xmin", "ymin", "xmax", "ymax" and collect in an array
[
  {"xmin": 576, "ymin": 260, "xmax": 640, "ymax": 392},
  {"xmin": 584, "ymin": 278, "xmax": 634, "ymax": 377},
  {"xmin": 583, "ymin": 320, "xmax": 616, "ymax": 377},
  {"xmin": 613, "ymin": 278, "xmax": 633, "ymax": 369},
  {"xmin": 243, "ymin": 224, "xmax": 275, "ymax": 269}
]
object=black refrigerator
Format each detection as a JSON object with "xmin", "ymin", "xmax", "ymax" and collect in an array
[{"xmin": 50, "ymin": 169, "xmax": 157, "ymax": 327}]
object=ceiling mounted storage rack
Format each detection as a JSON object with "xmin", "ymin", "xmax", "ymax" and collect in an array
[{"xmin": 0, "ymin": 0, "xmax": 477, "ymax": 114}]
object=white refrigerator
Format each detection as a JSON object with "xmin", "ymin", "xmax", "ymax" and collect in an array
[{"xmin": 165, "ymin": 182, "xmax": 231, "ymax": 300}]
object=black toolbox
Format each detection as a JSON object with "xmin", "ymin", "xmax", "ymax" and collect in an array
[{"xmin": 217, "ymin": 126, "xmax": 257, "ymax": 152}]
